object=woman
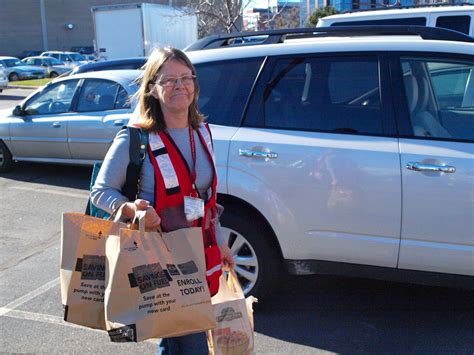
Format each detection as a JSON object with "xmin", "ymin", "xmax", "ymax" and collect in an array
[{"xmin": 91, "ymin": 47, "xmax": 234, "ymax": 354}]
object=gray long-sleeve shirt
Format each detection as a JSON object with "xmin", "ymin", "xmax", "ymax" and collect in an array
[{"xmin": 91, "ymin": 127, "xmax": 224, "ymax": 244}]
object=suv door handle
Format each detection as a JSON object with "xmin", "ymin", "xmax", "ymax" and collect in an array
[
  {"xmin": 406, "ymin": 162, "xmax": 456, "ymax": 173},
  {"xmin": 113, "ymin": 119, "xmax": 125, "ymax": 126},
  {"xmin": 52, "ymin": 122, "xmax": 61, "ymax": 128},
  {"xmin": 239, "ymin": 149, "xmax": 278, "ymax": 159}
]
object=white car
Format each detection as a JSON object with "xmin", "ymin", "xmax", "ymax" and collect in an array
[
  {"xmin": 184, "ymin": 26, "xmax": 474, "ymax": 297},
  {"xmin": 40, "ymin": 51, "xmax": 89, "ymax": 68},
  {"xmin": 0, "ymin": 65, "xmax": 8, "ymax": 93}
]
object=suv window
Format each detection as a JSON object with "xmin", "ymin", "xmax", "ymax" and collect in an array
[
  {"xmin": 435, "ymin": 15, "xmax": 470, "ymax": 35},
  {"xmin": 249, "ymin": 55, "xmax": 383, "ymax": 135},
  {"xmin": 195, "ymin": 58, "xmax": 263, "ymax": 126},
  {"xmin": 401, "ymin": 57, "xmax": 474, "ymax": 141},
  {"xmin": 77, "ymin": 79, "xmax": 124, "ymax": 112}
]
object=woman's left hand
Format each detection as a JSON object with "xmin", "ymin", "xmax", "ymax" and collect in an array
[{"xmin": 219, "ymin": 245, "xmax": 234, "ymax": 271}]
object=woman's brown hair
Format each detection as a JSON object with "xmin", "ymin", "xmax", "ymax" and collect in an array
[{"xmin": 136, "ymin": 47, "xmax": 204, "ymax": 132}]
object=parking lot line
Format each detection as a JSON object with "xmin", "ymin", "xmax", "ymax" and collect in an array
[
  {"xmin": 0, "ymin": 277, "xmax": 59, "ymax": 316},
  {"xmin": 0, "ymin": 277, "xmax": 159, "ymax": 344},
  {"xmin": 1, "ymin": 308, "xmax": 159, "ymax": 344}
]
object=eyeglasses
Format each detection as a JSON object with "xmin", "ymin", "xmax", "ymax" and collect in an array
[{"xmin": 155, "ymin": 74, "xmax": 196, "ymax": 87}]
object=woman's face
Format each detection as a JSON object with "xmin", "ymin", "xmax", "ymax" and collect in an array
[{"xmin": 148, "ymin": 59, "xmax": 195, "ymax": 115}]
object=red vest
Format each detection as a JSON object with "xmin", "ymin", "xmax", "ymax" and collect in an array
[{"xmin": 147, "ymin": 123, "xmax": 222, "ymax": 296}]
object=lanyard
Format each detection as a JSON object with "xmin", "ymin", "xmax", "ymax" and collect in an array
[{"xmin": 189, "ymin": 127, "xmax": 197, "ymax": 193}]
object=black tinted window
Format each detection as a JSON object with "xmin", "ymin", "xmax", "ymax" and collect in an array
[
  {"xmin": 436, "ymin": 16, "xmax": 470, "ymax": 35},
  {"xmin": 255, "ymin": 56, "xmax": 382, "ymax": 135},
  {"xmin": 332, "ymin": 17, "xmax": 426, "ymax": 26},
  {"xmin": 195, "ymin": 58, "xmax": 263, "ymax": 126},
  {"xmin": 77, "ymin": 79, "xmax": 122, "ymax": 112}
]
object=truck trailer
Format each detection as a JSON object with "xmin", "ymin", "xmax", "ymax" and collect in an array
[{"xmin": 92, "ymin": 3, "xmax": 198, "ymax": 60}]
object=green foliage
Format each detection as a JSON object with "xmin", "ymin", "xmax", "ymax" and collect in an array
[
  {"xmin": 306, "ymin": 6, "xmax": 339, "ymax": 27},
  {"xmin": 10, "ymin": 78, "xmax": 52, "ymax": 86}
]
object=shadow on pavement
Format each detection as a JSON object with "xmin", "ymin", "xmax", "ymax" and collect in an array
[
  {"xmin": 0, "ymin": 162, "xmax": 91, "ymax": 190},
  {"xmin": 0, "ymin": 94, "xmax": 26, "ymax": 101},
  {"xmin": 254, "ymin": 274, "xmax": 474, "ymax": 353}
]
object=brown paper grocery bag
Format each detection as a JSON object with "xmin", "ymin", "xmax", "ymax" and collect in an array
[
  {"xmin": 60, "ymin": 212, "xmax": 127, "ymax": 330},
  {"xmin": 208, "ymin": 270, "xmax": 257, "ymax": 355},
  {"xmin": 104, "ymin": 212, "xmax": 216, "ymax": 342}
]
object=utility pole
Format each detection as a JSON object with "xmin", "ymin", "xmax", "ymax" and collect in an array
[{"xmin": 40, "ymin": 0, "xmax": 49, "ymax": 50}]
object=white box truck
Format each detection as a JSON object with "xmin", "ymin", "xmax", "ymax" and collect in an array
[{"xmin": 92, "ymin": 3, "xmax": 198, "ymax": 60}]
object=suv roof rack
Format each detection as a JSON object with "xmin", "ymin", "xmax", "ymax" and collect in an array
[
  {"xmin": 341, "ymin": 3, "xmax": 474, "ymax": 14},
  {"xmin": 185, "ymin": 25, "xmax": 474, "ymax": 51}
]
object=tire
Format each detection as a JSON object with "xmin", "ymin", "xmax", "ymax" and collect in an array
[
  {"xmin": 0, "ymin": 140, "xmax": 14, "ymax": 173},
  {"xmin": 50, "ymin": 71, "xmax": 58, "ymax": 78},
  {"xmin": 9, "ymin": 72, "xmax": 19, "ymax": 82},
  {"xmin": 220, "ymin": 202, "xmax": 282, "ymax": 299}
]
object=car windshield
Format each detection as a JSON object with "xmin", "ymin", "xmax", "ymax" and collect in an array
[
  {"xmin": 4, "ymin": 59, "xmax": 21, "ymax": 67},
  {"xmin": 70, "ymin": 53, "xmax": 85, "ymax": 61}
]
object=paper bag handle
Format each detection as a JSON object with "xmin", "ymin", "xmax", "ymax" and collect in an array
[
  {"xmin": 132, "ymin": 210, "xmax": 150, "ymax": 250},
  {"xmin": 133, "ymin": 210, "xmax": 170, "ymax": 252},
  {"xmin": 226, "ymin": 269, "xmax": 245, "ymax": 298},
  {"xmin": 106, "ymin": 202, "xmax": 127, "ymax": 223}
]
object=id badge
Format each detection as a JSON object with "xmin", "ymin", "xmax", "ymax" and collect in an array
[{"xmin": 184, "ymin": 196, "xmax": 205, "ymax": 222}]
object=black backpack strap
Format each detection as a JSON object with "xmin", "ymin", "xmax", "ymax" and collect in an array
[
  {"xmin": 86, "ymin": 127, "xmax": 149, "ymax": 216},
  {"xmin": 121, "ymin": 126, "xmax": 149, "ymax": 202}
]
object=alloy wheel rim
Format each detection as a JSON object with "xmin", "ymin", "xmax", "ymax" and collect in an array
[
  {"xmin": 221, "ymin": 227, "xmax": 259, "ymax": 295},
  {"xmin": 0, "ymin": 149, "xmax": 4, "ymax": 166}
]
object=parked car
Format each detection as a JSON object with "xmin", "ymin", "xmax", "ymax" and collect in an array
[
  {"xmin": 70, "ymin": 46, "xmax": 95, "ymax": 55},
  {"xmin": 21, "ymin": 56, "xmax": 70, "ymax": 77},
  {"xmin": 69, "ymin": 57, "xmax": 147, "ymax": 75},
  {"xmin": 0, "ymin": 65, "xmax": 8, "ymax": 93},
  {"xmin": 0, "ymin": 70, "xmax": 141, "ymax": 171},
  {"xmin": 40, "ymin": 51, "xmax": 89, "ymax": 68},
  {"xmin": 182, "ymin": 26, "xmax": 473, "ymax": 297},
  {"xmin": 0, "ymin": 56, "xmax": 47, "ymax": 81},
  {"xmin": 19, "ymin": 50, "xmax": 43, "ymax": 59}
]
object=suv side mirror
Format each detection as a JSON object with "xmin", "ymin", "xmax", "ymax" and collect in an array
[{"xmin": 13, "ymin": 105, "xmax": 25, "ymax": 116}]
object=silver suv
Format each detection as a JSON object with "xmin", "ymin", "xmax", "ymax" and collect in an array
[{"xmin": 185, "ymin": 27, "xmax": 474, "ymax": 297}]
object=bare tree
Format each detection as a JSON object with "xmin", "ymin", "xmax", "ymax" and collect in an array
[{"xmin": 184, "ymin": 0, "xmax": 253, "ymax": 37}]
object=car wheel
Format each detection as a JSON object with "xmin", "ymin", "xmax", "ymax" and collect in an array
[
  {"xmin": 50, "ymin": 71, "xmax": 58, "ymax": 78},
  {"xmin": 9, "ymin": 72, "xmax": 19, "ymax": 82},
  {"xmin": 220, "ymin": 203, "xmax": 282, "ymax": 299},
  {"xmin": 0, "ymin": 141, "xmax": 14, "ymax": 172}
]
